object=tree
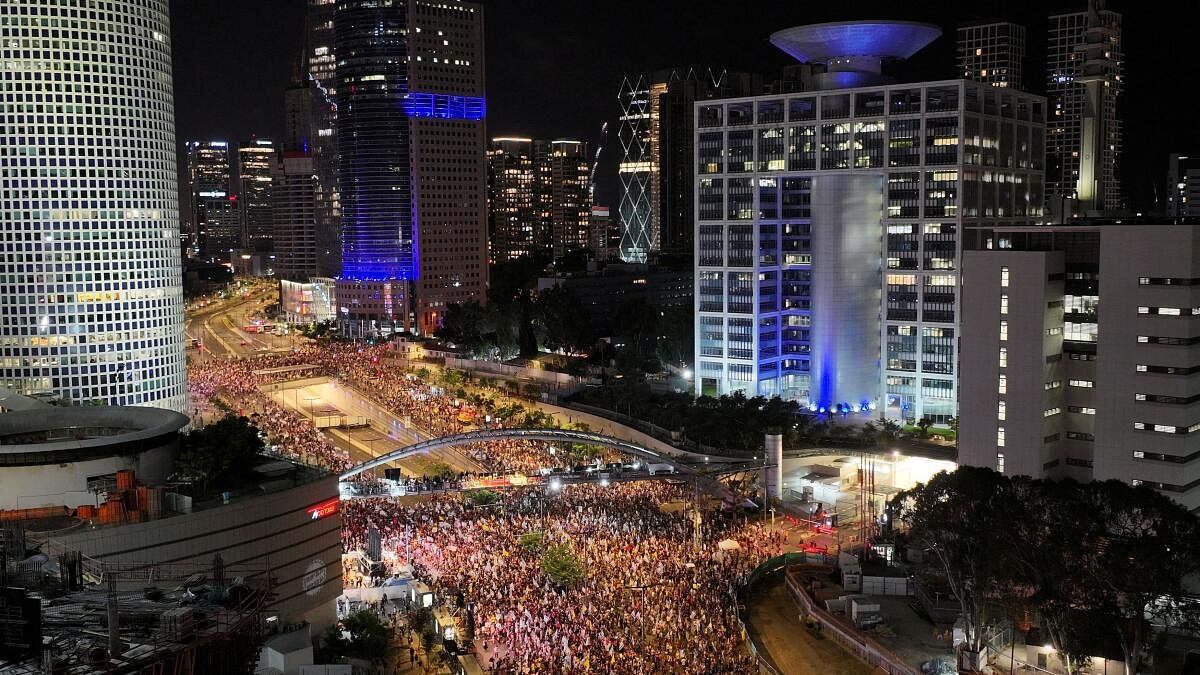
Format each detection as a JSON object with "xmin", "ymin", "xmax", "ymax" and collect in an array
[
  {"xmin": 341, "ymin": 610, "xmax": 391, "ymax": 663},
  {"xmin": 173, "ymin": 415, "xmax": 264, "ymax": 495},
  {"xmin": 613, "ymin": 296, "xmax": 660, "ymax": 363},
  {"xmin": 535, "ymin": 285, "xmax": 594, "ymax": 355},
  {"xmin": 465, "ymin": 489, "xmax": 501, "ymax": 507},
  {"xmin": 541, "ymin": 543, "xmax": 586, "ymax": 588},
  {"xmin": 435, "ymin": 301, "xmax": 491, "ymax": 355},
  {"xmin": 890, "ymin": 466, "xmax": 1022, "ymax": 656},
  {"xmin": 915, "ymin": 417, "xmax": 933, "ymax": 438}
]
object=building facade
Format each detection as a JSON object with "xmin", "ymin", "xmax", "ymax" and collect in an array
[
  {"xmin": 487, "ymin": 138, "xmax": 538, "ymax": 262},
  {"xmin": 547, "ymin": 140, "xmax": 591, "ymax": 259},
  {"xmin": 1046, "ymin": 1, "xmax": 1123, "ymax": 217},
  {"xmin": 238, "ymin": 139, "xmax": 275, "ymax": 251},
  {"xmin": 1167, "ymin": 154, "xmax": 1200, "ymax": 218},
  {"xmin": 619, "ymin": 68, "xmax": 759, "ymax": 262},
  {"xmin": 308, "ymin": 0, "xmax": 342, "ymax": 279},
  {"xmin": 187, "ymin": 140, "xmax": 240, "ymax": 258},
  {"xmin": 333, "ymin": 0, "xmax": 488, "ymax": 336},
  {"xmin": 0, "ymin": 0, "xmax": 186, "ymax": 412},
  {"xmin": 273, "ymin": 153, "xmax": 319, "ymax": 280},
  {"xmin": 959, "ymin": 222, "xmax": 1200, "ymax": 512},
  {"xmin": 694, "ymin": 22, "xmax": 1045, "ymax": 424},
  {"xmin": 957, "ymin": 21, "xmax": 1026, "ymax": 90}
]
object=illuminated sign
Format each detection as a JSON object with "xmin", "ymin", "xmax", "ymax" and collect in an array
[{"xmin": 307, "ymin": 497, "xmax": 339, "ymax": 520}]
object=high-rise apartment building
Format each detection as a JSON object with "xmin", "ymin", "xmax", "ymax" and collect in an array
[
  {"xmin": 619, "ymin": 68, "xmax": 759, "ymax": 262},
  {"xmin": 959, "ymin": 221, "xmax": 1200, "ymax": 512},
  {"xmin": 694, "ymin": 21, "xmax": 1045, "ymax": 424},
  {"xmin": 273, "ymin": 153, "xmax": 319, "ymax": 280},
  {"xmin": 1046, "ymin": 0, "xmax": 1123, "ymax": 217},
  {"xmin": 0, "ymin": 0, "xmax": 185, "ymax": 411},
  {"xmin": 238, "ymin": 139, "xmax": 275, "ymax": 251},
  {"xmin": 187, "ymin": 141, "xmax": 240, "ymax": 259},
  {"xmin": 488, "ymin": 138, "xmax": 538, "ymax": 262},
  {"xmin": 546, "ymin": 140, "xmax": 591, "ymax": 259},
  {"xmin": 957, "ymin": 21, "xmax": 1025, "ymax": 90},
  {"xmin": 333, "ymin": 0, "xmax": 487, "ymax": 336},
  {"xmin": 283, "ymin": 80, "xmax": 316, "ymax": 154},
  {"xmin": 487, "ymin": 137, "xmax": 592, "ymax": 262},
  {"xmin": 1167, "ymin": 154, "xmax": 1200, "ymax": 218}
]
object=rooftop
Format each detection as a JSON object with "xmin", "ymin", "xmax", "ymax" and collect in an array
[{"xmin": 769, "ymin": 20, "xmax": 942, "ymax": 64}]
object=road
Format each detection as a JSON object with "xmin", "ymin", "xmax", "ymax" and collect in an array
[{"xmin": 185, "ymin": 282, "xmax": 300, "ymax": 361}]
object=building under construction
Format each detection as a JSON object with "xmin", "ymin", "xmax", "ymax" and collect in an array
[{"xmin": 1, "ymin": 527, "xmax": 271, "ymax": 674}]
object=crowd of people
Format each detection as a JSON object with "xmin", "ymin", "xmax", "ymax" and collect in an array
[
  {"xmin": 342, "ymin": 483, "xmax": 784, "ymax": 674},
  {"xmin": 188, "ymin": 340, "xmax": 779, "ymax": 672}
]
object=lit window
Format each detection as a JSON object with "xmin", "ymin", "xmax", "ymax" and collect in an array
[
  {"xmin": 997, "ymin": 428, "xmax": 1006, "ymax": 447},
  {"xmin": 1043, "ymin": 407, "xmax": 1061, "ymax": 417},
  {"xmin": 996, "ymin": 452, "xmax": 1005, "ymax": 472},
  {"xmin": 999, "ymin": 347, "xmax": 1007, "ymax": 368},
  {"xmin": 1069, "ymin": 379, "xmax": 1093, "ymax": 388},
  {"xmin": 1000, "ymin": 320, "xmax": 1008, "ymax": 341},
  {"xmin": 1045, "ymin": 380, "xmax": 1062, "ymax": 390},
  {"xmin": 998, "ymin": 400, "xmax": 1006, "ymax": 420},
  {"xmin": 1000, "ymin": 294, "xmax": 1009, "ymax": 315},
  {"xmin": 998, "ymin": 374, "xmax": 1007, "ymax": 394},
  {"xmin": 1000, "ymin": 266, "xmax": 1010, "ymax": 287}
]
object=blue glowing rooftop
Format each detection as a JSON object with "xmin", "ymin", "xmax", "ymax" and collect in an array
[{"xmin": 769, "ymin": 20, "xmax": 941, "ymax": 63}]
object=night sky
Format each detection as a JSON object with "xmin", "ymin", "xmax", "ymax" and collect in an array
[{"xmin": 169, "ymin": 0, "xmax": 1198, "ymax": 212}]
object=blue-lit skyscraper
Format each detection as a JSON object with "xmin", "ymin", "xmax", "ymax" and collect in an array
[{"xmin": 331, "ymin": 0, "xmax": 488, "ymax": 336}]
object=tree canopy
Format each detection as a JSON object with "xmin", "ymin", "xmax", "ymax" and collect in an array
[
  {"xmin": 890, "ymin": 469, "xmax": 1200, "ymax": 673},
  {"xmin": 172, "ymin": 414, "xmax": 264, "ymax": 494}
]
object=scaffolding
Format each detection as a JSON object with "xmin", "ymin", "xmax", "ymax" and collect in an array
[{"xmin": 1, "ymin": 533, "xmax": 272, "ymax": 675}]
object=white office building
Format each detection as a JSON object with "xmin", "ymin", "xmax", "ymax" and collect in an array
[
  {"xmin": 693, "ymin": 21, "xmax": 1045, "ymax": 424},
  {"xmin": 960, "ymin": 221, "xmax": 1200, "ymax": 512},
  {"xmin": 0, "ymin": 0, "xmax": 186, "ymax": 411}
]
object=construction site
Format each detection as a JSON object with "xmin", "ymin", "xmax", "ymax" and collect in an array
[{"xmin": 0, "ymin": 521, "xmax": 272, "ymax": 675}]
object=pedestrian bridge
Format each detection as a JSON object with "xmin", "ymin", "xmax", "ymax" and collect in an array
[{"xmin": 338, "ymin": 427, "xmax": 729, "ymax": 481}]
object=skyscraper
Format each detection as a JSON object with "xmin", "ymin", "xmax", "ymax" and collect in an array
[
  {"xmin": 488, "ymin": 138, "xmax": 538, "ymax": 262},
  {"xmin": 308, "ymin": 0, "xmax": 342, "ymax": 279},
  {"xmin": 273, "ymin": 153, "xmax": 319, "ymax": 281},
  {"xmin": 1046, "ymin": 0, "xmax": 1123, "ymax": 217},
  {"xmin": 694, "ymin": 21, "xmax": 1045, "ymax": 425},
  {"xmin": 546, "ymin": 140, "xmax": 592, "ymax": 260},
  {"xmin": 238, "ymin": 139, "xmax": 275, "ymax": 251},
  {"xmin": 187, "ymin": 141, "xmax": 240, "ymax": 260},
  {"xmin": 956, "ymin": 21, "xmax": 1026, "ymax": 90},
  {"xmin": 619, "ymin": 68, "xmax": 760, "ymax": 262},
  {"xmin": 332, "ymin": 0, "xmax": 488, "ymax": 336},
  {"xmin": 283, "ymin": 80, "xmax": 316, "ymax": 154},
  {"xmin": 406, "ymin": 0, "xmax": 489, "ymax": 333},
  {"xmin": 0, "ymin": 0, "xmax": 185, "ymax": 411}
]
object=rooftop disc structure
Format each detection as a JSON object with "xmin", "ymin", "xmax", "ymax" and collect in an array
[{"xmin": 769, "ymin": 20, "xmax": 942, "ymax": 89}]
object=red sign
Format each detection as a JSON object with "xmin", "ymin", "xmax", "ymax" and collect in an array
[{"xmin": 307, "ymin": 498, "xmax": 339, "ymax": 520}]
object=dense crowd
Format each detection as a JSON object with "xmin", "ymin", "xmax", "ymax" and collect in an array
[
  {"xmin": 343, "ymin": 483, "xmax": 783, "ymax": 674},
  {"xmin": 189, "ymin": 341, "xmax": 776, "ymax": 672}
]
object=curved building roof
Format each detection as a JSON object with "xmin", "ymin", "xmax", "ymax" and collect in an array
[
  {"xmin": 0, "ymin": 406, "xmax": 188, "ymax": 466},
  {"xmin": 769, "ymin": 20, "xmax": 942, "ymax": 63}
]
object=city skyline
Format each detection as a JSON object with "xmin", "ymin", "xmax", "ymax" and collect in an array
[{"xmin": 170, "ymin": 0, "xmax": 1195, "ymax": 212}]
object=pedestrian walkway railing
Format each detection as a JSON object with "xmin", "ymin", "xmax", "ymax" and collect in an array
[{"xmin": 784, "ymin": 567, "xmax": 920, "ymax": 675}]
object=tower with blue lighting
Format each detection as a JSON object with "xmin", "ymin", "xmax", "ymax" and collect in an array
[
  {"xmin": 332, "ymin": 0, "xmax": 488, "ymax": 336},
  {"xmin": 694, "ymin": 21, "xmax": 1046, "ymax": 425}
]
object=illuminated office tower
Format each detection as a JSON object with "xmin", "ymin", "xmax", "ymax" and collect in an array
[
  {"xmin": 187, "ymin": 140, "xmax": 240, "ymax": 259},
  {"xmin": 619, "ymin": 68, "xmax": 760, "ymax": 262},
  {"xmin": 488, "ymin": 138, "xmax": 538, "ymax": 262},
  {"xmin": 695, "ymin": 21, "xmax": 1045, "ymax": 425},
  {"xmin": 406, "ymin": 0, "xmax": 488, "ymax": 334},
  {"xmin": 0, "ymin": 0, "xmax": 185, "ymax": 411},
  {"xmin": 1046, "ymin": 0, "xmax": 1123, "ymax": 217},
  {"xmin": 333, "ymin": 0, "xmax": 487, "ymax": 336},
  {"xmin": 238, "ymin": 139, "xmax": 275, "ymax": 251},
  {"xmin": 546, "ymin": 140, "xmax": 591, "ymax": 260},
  {"xmin": 957, "ymin": 21, "xmax": 1025, "ymax": 90},
  {"xmin": 272, "ymin": 152, "xmax": 319, "ymax": 280},
  {"xmin": 1167, "ymin": 154, "xmax": 1200, "ymax": 218},
  {"xmin": 308, "ymin": 0, "xmax": 342, "ymax": 278}
]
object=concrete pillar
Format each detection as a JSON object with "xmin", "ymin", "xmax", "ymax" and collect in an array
[{"xmin": 764, "ymin": 433, "xmax": 783, "ymax": 501}]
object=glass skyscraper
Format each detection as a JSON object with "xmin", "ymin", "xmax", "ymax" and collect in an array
[{"xmin": 0, "ymin": 0, "xmax": 185, "ymax": 412}]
